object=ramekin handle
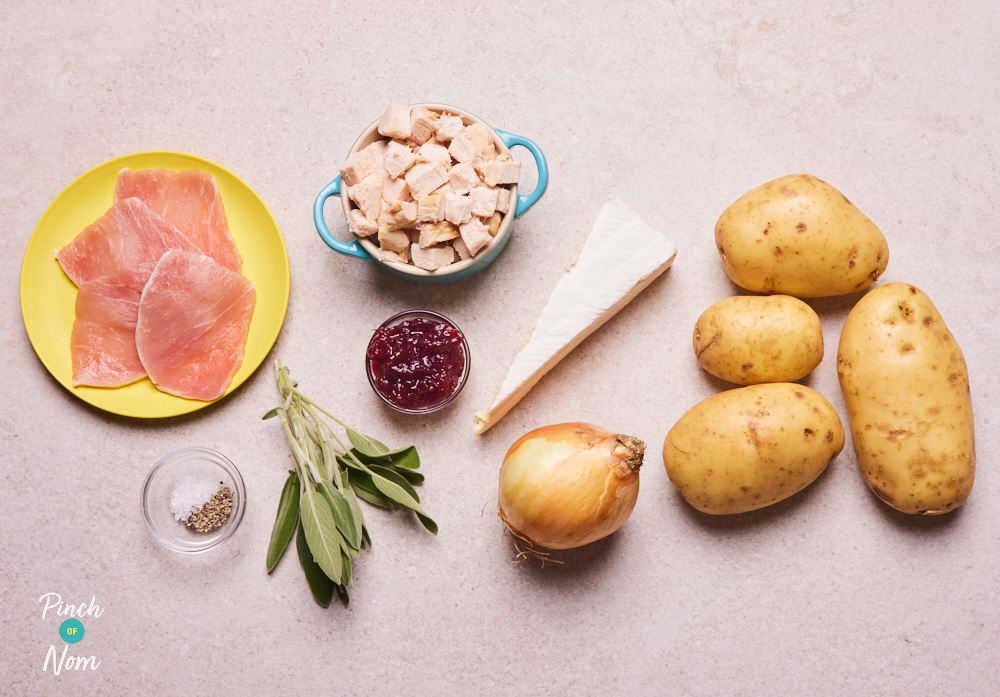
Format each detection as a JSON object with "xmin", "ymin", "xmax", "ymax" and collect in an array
[
  {"xmin": 314, "ymin": 175, "xmax": 372, "ymax": 260},
  {"xmin": 495, "ymin": 130, "xmax": 549, "ymax": 217}
]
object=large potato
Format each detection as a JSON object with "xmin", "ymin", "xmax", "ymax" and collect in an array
[
  {"xmin": 715, "ymin": 174, "xmax": 889, "ymax": 297},
  {"xmin": 693, "ymin": 294, "xmax": 823, "ymax": 385},
  {"xmin": 837, "ymin": 282, "xmax": 975, "ymax": 514},
  {"xmin": 662, "ymin": 383, "xmax": 845, "ymax": 514}
]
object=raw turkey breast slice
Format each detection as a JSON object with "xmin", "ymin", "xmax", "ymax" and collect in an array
[
  {"xmin": 136, "ymin": 249, "xmax": 257, "ymax": 401},
  {"xmin": 71, "ymin": 274, "xmax": 145, "ymax": 387},
  {"xmin": 55, "ymin": 197, "xmax": 199, "ymax": 290},
  {"xmin": 115, "ymin": 168, "xmax": 243, "ymax": 273}
]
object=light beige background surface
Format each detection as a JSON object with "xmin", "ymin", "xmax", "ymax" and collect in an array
[{"xmin": 3, "ymin": 2, "xmax": 998, "ymax": 695}]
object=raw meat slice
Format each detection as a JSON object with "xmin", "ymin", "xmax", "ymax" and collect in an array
[
  {"xmin": 136, "ymin": 249, "xmax": 256, "ymax": 401},
  {"xmin": 55, "ymin": 197, "xmax": 199, "ymax": 290},
  {"xmin": 71, "ymin": 274, "xmax": 145, "ymax": 387},
  {"xmin": 115, "ymin": 168, "xmax": 242, "ymax": 273}
]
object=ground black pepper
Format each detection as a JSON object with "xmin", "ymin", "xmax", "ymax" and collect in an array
[{"xmin": 185, "ymin": 486, "xmax": 233, "ymax": 533}]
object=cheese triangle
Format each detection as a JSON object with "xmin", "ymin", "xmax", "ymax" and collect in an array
[{"xmin": 473, "ymin": 197, "xmax": 677, "ymax": 434}]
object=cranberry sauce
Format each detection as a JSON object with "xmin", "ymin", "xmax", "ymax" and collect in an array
[{"xmin": 366, "ymin": 312, "xmax": 468, "ymax": 412}]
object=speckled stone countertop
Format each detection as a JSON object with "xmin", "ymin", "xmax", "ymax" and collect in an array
[{"xmin": 3, "ymin": 2, "xmax": 998, "ymax": 695}]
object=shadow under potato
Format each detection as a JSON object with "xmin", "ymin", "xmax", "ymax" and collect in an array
[{"xmin": 865, "ymin": 484, "xmax": 968, "ymax": 534}]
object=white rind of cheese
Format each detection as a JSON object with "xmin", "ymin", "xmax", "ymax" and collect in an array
[{"xmin": 473, "ymin": 196, "xmax": 678, "ymax": 434}]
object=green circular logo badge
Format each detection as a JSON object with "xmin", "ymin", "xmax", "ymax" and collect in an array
[{"xmin": 59, "ymin": 618, "xmax": 85, "ymax": 644}]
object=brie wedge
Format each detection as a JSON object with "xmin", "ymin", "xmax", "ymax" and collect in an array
[{"xmin": 473, "ymin": 197, "xmax": 677, "ymax": 434}]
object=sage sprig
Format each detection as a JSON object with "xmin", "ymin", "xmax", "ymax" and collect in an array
[{"xmin": 264, "ymin": 361, "xmax": 436, "ymax": 607}]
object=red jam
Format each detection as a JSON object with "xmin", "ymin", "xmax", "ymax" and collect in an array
[{"xmin": 366, "ymin": 313, "xmax": 468, "ymax": 412}]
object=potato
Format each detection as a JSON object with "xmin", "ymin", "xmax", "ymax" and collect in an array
[
  {"xmin": 837, "ymin": 282, "xmax": 975, "ymax": 514},
  {"xmin": 715, "ymin": 174, "xmax": 889, "ymax": 297},
  {"xmin": 693, "ymin": 294, "xmax": 823, "ymax": 385},
  {"xmin": 662, "ymin": 383, "xmax": 845, "ymax": 514}
]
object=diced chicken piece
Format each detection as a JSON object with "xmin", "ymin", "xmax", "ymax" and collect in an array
[
  {"xmin": 363, "ymin": 138, "xmax": 388, "ymax": 155},
  {"xmin": 382, "ymin": 175, "xmax": 411, "ymax": 204},
  {"xmin": 408, "ymin": 106, "xmax": 438, "ymax": 145},
  {"xmin": 435, "ymin": 182, "xmax": 455, "ymax": 198},
  {"xmin": 381, "ymin": 246, "xmax": 411, "ymax": 264},
  {"xmin": 434, "ymin": 114, "xmax": 465, "ymax": 142},
  {"xmin": 362, "ymin": 139, "xmax": 388, "ymax": 167},
  {"xmin": 410, "ymin": 243, "xmax": 456, "ymax": 271},
  {"xmin": 495, "ymin": 186, "xmax": 511, "ymax": 214},
  {"xmin": 418, "ymin": 220, "xmax": 459, "ymax": 248},
  {"xmin": 378, "ymin": 102, "xmax": 411, "ymax": 140},
  {"xmin": 379, "ymin": 200, "xmax": 418, "ymax": 232},
  {"xmin": 405, "ymin": 161, "xmax": 449, "ymax": 200},
  {"xmin": 382, "ymin": 140, "xmax": 417, "ymax": 179},
  {"xmin": 473, "ymin": 160, "xmax": 493, "ymax": 184},
  {"xmin": 339, "ymin": 148, "xmax": 376, "ymax": 187},
  {"xmin": 478, "ymin": 160, "xmax": 522, "ymax": 186},
  {"xmin": 359, "ymin": 141, "xmax": 387, "ymax": 181},
  {"xmin": 469, "ymin": 186, "xmax": 499, "ymax": 218},
  {"xmin": 448, "ymin": 162, "xmax": 480, "ymax": 195},
  {"xmin": 459, "ymin": 217, "xmax": 492, "ymax": 256},
  {"xmin": 463, "ymin": 123, "xmax": 494, "ymax": 155},
  {"xmin": 417, "ymin": 141, "xmax": 451, "ymax": 166},
  {"xmin": 444, "ymin": 193, "xmax": 474, "ymax": 226},
  {"xmin": 348, "ymin": 171, "xmax": 386, "ymax": 223},
  {"xmin": 453, "ymin": 235, "xmax": 473, "ymax": 260},
  {"xmin": 416, "ymin": 194, "xmax": 446, "ymax": 223},
  {"xmin": 448, "ymin": 133, "xmax": 479, "ymax": 163},
  {"xmin": 348, "ymin": 209, "xmax": 379, "ymax": 238},
  {"xmin": 479, "ymin": 142, "xmax": 498, "ymax": 162},
  {"xmin": 496, "ymin": 161, "xmax": 522, "ymax": 184},
  {"xmin": 487, "ymin": 212, "xmax": 504, "ymax": 236},
  {"xmin": 378, "ymin": 225, "xmax": 411, "ymax": 254}
]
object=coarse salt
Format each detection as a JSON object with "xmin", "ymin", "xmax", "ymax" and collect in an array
[{"xmin": 169, "ymin": 475, "xmax": 222, "ymax": 522}]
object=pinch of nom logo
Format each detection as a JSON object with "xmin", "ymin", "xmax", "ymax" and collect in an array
[{"xmin": 39, "ymin": 592, "xmax": 104, "ymax": 675}]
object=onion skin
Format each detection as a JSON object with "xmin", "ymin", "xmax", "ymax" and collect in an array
[{"xmin": 498, "ymin": 422, "xmax": 644, "ymax": 550}]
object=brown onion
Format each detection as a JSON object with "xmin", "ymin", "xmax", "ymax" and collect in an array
[{"xmin": 498, "ymin": 422, "xmax": 644, "ymax": 551}]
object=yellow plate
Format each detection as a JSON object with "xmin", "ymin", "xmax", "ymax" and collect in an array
[{"xmin": 20, "ymin": 151, "xmax": 290, "ymax": 418}]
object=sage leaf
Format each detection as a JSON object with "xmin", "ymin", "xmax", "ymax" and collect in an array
[
  {"xmin": 387, "ymin": 445, "xmax": 420, "ymax": 469},
  {"xmin": 296, "ymin": 522, "xmax": 334, "ymax": 607},
  {"xmin": 346, "ymin": 448, "xmax": 388, "ymax": 466},
  {"xmin": 341, "ymin": 477, "xmax": 366, "ymax": 550},
  {"xmin": 395, "ymin": 468, "xmax": 425, "ymax": 487},
  {"xmin": 337, "ymin": 452, "xmax": 370, "ymax": 475},
  {"xmin": 300, "ymin": 488, "xmax": 344, "ymax": 585},
  {"xmin": 369, "ymin": 464, "xmax": 422, "ymax": 503},
  {"xmin": 318, "ymin": 481, "xmax": 359, "ymax": 553},
  {"xmin": 346, "ymin": 428, "xmax": 389, "ymax": 458},
  {"xmin": 262, "ymin": 407, "xmax": 281, "ymax": 420},
  {"xmin": 338, "ymin": 543, "xmax": 353, "ymax": 586},
  {"xmin": 335, "ymin": 583, "xmax": 350, "ymax": 606},
  {"xmin": 352, "ymin": 482, "xmax": 395, "ymax": 509},
  {"xmin": 416, "ymin": 512, "xmax": 439, "ymax": 535},
  {"xmin": 347, "ymin": 444, "xmax": 418, "ymax": 468},
  {"xmin": 266, "ymin": 470, "xmax": 300, "ymax": 573},
  {"xmin": 370, "ymin": 474, "xmax": 438, "ymax": 533},
  {"xmin": 371, "ymin": 474, "xmax": 427, "ymax": 514},
  {"xmin": 348, "ymin": 469, "xmax": 396, "ymax": 509}
]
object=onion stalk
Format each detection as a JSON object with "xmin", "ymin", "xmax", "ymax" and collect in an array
[{"xmin": 498, "ymin": 422, "xmax": 645, "ymax": 552}]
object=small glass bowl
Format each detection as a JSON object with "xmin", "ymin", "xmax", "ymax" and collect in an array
[
  {"xmin": 141, "ymin": 447, "xmax": 246, "ymax": 553},
  {"xmin": 366, "ymin": 309, "xmax": 471, "ymax": 414}
]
